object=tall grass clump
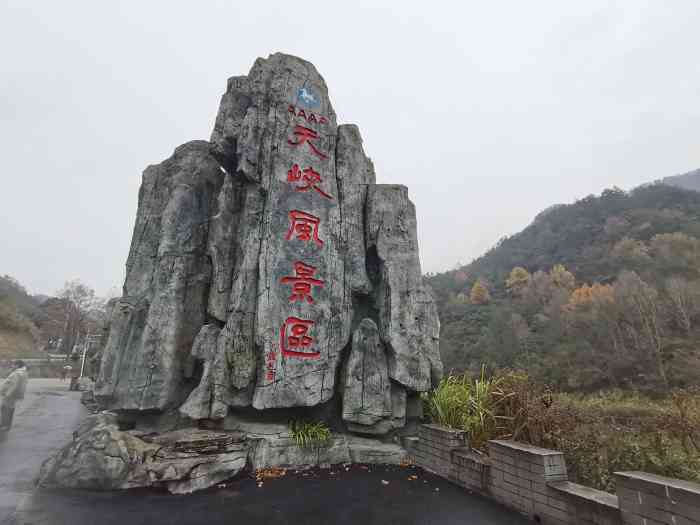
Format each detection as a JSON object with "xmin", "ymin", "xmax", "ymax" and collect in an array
[
  {"xmin": 289, "ymin": 420, "xmax": 331, "ymax": 449},
  {"xmin": 423, "ymin": 367, "xmax": 514, "ymax": 448},
  {"xmin": 423, "ymin": 373, "xmax": 471, "ymax": 430}
]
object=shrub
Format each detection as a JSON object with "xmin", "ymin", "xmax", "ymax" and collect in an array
[{"xmin": 289, "ymin": 420, "xmax": 331, "ymax": 449}]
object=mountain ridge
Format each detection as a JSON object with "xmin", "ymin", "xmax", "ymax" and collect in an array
[{"xmin": 427, "ymin": 168, "xmax": 700, "ymax": 391}]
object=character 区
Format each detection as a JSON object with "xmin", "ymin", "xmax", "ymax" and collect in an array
[{"xmin": 280, "ymin": 317, "xmax": 320, "ymax": 359}]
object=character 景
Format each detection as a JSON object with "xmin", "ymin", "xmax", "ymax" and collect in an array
[{"xmin": 280, "ymin": 261, "xmax": 325, "ymax": 303}]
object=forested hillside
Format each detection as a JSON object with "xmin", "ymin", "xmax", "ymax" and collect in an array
[
  {"xmin": 427, "ymin": 181, "xmax": 700, "ymax": 393},
  {"xmin": 0, "ymin": 276, "xmax": 110, "ymax": 359},
  {"xmin": 662, "ymin": 168, "xmax": 700, "ymax": 193},
  {"xmin": 0, "ymin": 275, "xmax": 44, "ymax": 357}
]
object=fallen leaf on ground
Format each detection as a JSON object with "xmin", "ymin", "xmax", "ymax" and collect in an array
[{"xmin": 255, "ymin": 467, "xmax": 287, "ymax": 481}]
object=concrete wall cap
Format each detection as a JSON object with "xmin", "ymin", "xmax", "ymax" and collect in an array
[
  {"xmin": 547, "ymin": 480, "xmax": 619, "ymax": 510},
  {"xmin": 421, "ymin": 424, "xmax": 467, "ymax": 436},
  {"xmin": 488, "ymin": 440, "xmax": 563, "ymax": 456},
  {"xmin": 615, "ymin": 471, "xmax": 700, "ymax": 496}
]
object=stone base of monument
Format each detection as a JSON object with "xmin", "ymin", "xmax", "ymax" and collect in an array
[
  {"xmin": 37, "ymin": 411, "xmax": 411, "ymax": 494},
  {"xmin": 223, "ymin": 412, "xmax": 410, "ymax": 470},
  {"xmin": 38, "ymin": 412, "xmax": 249, "ymax": 494},
  {"xmin": 249, "ymin": 433, "xmax": 409, "ymax": 470}
]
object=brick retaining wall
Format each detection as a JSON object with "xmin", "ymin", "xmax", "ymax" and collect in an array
[{"xmin": 405, "ymin": 424, "xmax": 700, "ymax": 525}]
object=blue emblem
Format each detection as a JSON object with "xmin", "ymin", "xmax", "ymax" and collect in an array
[{"xmin": 296, "ymin": 86, "xmax": 320, "ymax": 108}]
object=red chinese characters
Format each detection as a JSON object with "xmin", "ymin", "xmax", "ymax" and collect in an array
[
  {"xmin": 285, "ymin": 210, "xmax": 324, "ymax": 246},
  {"xmin": 287, "ymin": 164, "xmax": 333, "ymax": 200},
  {"xmin": 287, "ymin": 125, "xmax": 328, "ymax": 159},
  {"xmin": 280, "ymin": 261, "xmax": 324, "ymax": 303},
  {"xmin": 288, "ymin": 105, "xmax": 328, "ymax": 125},
  {"xmin": 265, "ymin": 350, "xmax": 277, "ymax": 381},
  {"xmin": 280, "ymin": 317, "xmax": 320, "ymax": 359},
  {"xmin": 275, "ymin": 92, "xmax": 336, "ymax": 364}
]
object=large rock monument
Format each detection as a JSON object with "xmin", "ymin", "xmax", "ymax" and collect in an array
[{"xmin": 40, "ymin": 53, "xmax": 441, "ymax": 493}]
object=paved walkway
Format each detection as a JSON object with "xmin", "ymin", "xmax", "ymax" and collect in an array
[
  {"xmin": 0, "ymin": 379, "xmax": 85, "ymax": 524},
  {"xmin": 0, "ymin": 379, "xmax": 528, "ymax": 525}
]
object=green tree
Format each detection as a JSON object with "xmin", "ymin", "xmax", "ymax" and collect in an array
[{"xmin": 649, "ymin": 233, "xmax": 700, "ymax": 279}]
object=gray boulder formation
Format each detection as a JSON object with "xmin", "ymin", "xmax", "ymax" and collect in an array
[
  {"xmin": 342, "ymin": 319, "xmax": 392, "ymax": 434},
  {"xmin": 38, "ymin": 410, "xmax": 410, "ymax": 492},
  {"xmin": 38, "ymin": 413, "xmax": 248, "ymax": 494},
  {"xmin": 97, "ymin": 141, "xmax": 222, "ymax": 411},
  {"xmin": 94, "ymin": 52, "xmax": 441, "ymax": 436}
]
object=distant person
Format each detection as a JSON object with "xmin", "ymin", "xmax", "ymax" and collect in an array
[{"xmin": 0, "ymin": 360, "xmax": 29, "ymax": 432}]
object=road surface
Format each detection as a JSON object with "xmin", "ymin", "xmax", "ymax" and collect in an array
[{"xmin": 0, "ymin": 379, "xmax": 528, "ymax": 525}]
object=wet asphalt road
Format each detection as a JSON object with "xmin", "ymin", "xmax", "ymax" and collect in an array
[
  {"xmin": 0, "ymin": 379, "xmax": 528, "ymax": 525},
  {"xmin": 0, "ymin": 379, "xmax": 85, "ymax": 524}
]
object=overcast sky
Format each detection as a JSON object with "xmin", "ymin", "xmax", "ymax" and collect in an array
[{"xmin": 2, "ymin": 1, "xmax": 699, "ymax": 297}]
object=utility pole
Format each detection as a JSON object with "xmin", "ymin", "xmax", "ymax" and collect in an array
[
  {"xmin": 79, "ymin": 333, "xmax": 90, "ymax": 378},
  {"xmin": 79, "ymin": 333, "xmax": 102, "ymax": 379}
]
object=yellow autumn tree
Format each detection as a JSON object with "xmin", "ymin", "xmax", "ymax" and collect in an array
[
  {"xmin": 470, "ymin": 280, "xmax": 491, "ymax": 305},
  {"xmin": 505, "ymin": 267, "xmax": 531, "ymax": 296},
  {"xmin": 550, "ymin": 264, "xmax": 575, "ymax": 291},
  {"xmin": 568, "ymin": 284, "xmax": 593, "ymax": 307},
  {"xmin": 567, "ymin": 283, "xmax": 614, "ymax": 309}
]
